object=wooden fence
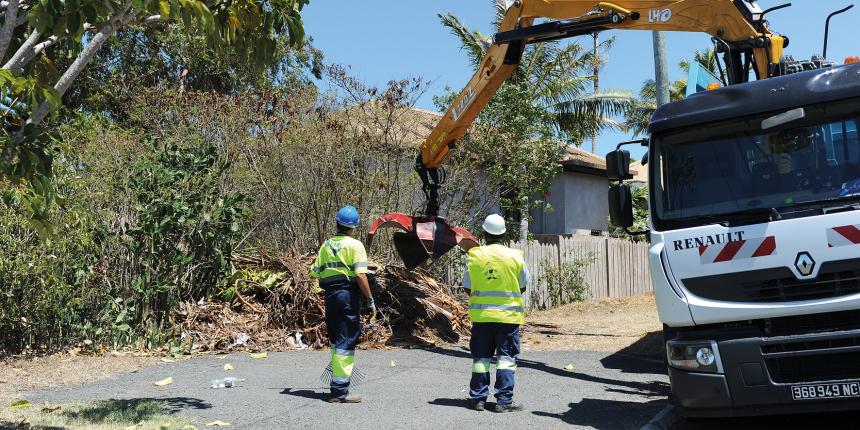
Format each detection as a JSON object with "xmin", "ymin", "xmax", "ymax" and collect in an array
[
  {"xmin": 446, "ymin": 236, "xmax": 652, "ymax": 310},
  {"xmin": 517, "ymin": 236, "xmax": 651, "ymax": 309}
]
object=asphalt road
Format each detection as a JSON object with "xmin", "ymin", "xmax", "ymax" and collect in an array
[{"xmin": 27, "ymin": 348, "xmax": 670, "ymax": 430}]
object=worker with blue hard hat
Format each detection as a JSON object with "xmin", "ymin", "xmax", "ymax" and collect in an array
[{"xmin": 310, "ymin": 205, "xmax": 376, "ymax": 403}]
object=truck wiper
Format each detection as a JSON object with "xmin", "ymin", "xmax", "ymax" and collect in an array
[
  {"xmin": 791, "ymin": 194, "xmax": 860, "ymax": 213},
  {"xmin": 679, "ymin": 207, "xmax": 782, "ymax": 227}
]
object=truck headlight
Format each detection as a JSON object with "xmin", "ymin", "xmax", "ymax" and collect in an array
[{"xmin": 667, "ymin": 340, "xmax": 723, "ymax": 373}]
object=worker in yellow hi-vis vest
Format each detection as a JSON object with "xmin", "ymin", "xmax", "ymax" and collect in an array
[
  {"xmin": 462, "ymin": 214, "xmax": 530, "ymax": 413},
  {"xmin": 310, "ymin": 205, "xmax": 376, "ymax": 403}
]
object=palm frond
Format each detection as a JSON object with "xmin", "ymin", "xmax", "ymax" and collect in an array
[{"xmin": 438, "ymin": 12, "xmax": 489, "ymax": 69}]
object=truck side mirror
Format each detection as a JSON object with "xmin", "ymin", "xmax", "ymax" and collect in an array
[
  {"xmin": 609, "ymin": 184, "xmax": 634, "ymax": 228},
  {"xmin": 606, "ymin": 150, "xmax": 632, "ymax": 181}
]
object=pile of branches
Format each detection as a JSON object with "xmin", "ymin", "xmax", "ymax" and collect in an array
[{"xmin": 173, "ymin": 253, "xmax": 471, "ymax": 352}]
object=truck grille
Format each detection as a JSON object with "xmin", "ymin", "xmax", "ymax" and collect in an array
[
  {"xmin": 682, "ymin": 259, "xmax": 860, "ymax": 303},
  {"xmin": 766, "ymin": 351, "xmax": 860, "ymax": 384}
]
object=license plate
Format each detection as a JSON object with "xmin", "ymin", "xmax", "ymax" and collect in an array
[{"xmin": 792, "ymin": 382, "xmax": 860, "ymax": 400}]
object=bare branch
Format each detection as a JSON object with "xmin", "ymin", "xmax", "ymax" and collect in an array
[
  {"xmin": 33, "ymin": 35, "xmax": 61, "ymax": 56},
  {"xmin": 2, "ymin": 3, "xmax": 136, "ymax": 165},
  {"xmin": 0, "ymin": 0, "xmax": 20, "ymax": 59},
  {"xmin": 2, "ymin": 27, "xmax": 39, "ymax": 70}
]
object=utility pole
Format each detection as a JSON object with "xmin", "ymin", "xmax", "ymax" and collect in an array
[
  {"xmin": 652, "ymin": 31, "xmax": 671, "ymax": 107},
  {"xmin": 591, "ymin": 32, "xmax": 600, "ymax": 154}
]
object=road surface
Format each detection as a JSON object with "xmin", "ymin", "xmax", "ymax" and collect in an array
[{"xmin": 27, "ymin": 348, "xmax": 669, "ymax": 429}]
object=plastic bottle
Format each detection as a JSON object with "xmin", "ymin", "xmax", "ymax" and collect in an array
[{"xmin": 210, "ymin": 377, "xmax": 245, "ymax": 388}]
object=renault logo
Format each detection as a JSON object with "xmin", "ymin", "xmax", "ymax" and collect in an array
[{"xmin": 794, "ymin": 252, "xmax": 816, "ymax": 277}]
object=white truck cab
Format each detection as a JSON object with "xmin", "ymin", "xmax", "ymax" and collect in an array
[{"xmin": 608, "ymin": 61, "xmax": 860, "ymax": 417}]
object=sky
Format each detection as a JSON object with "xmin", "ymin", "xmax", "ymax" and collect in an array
[{"xmin": 302, "ymin": 1, "xmax": 858, "ymax": 158}]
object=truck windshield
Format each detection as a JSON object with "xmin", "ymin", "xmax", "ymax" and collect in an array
[{"xmin": 653, "ymin": 101, "xmax": 860, "ymax": 229}]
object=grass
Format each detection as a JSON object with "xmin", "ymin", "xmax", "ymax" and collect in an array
[{"xmin": 0, "ymin": 399, "xmax": 196, "ymax": 430}]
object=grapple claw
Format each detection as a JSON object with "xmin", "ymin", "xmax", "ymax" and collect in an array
[{"xmin": 367, "ymin": 213, "xmax": 478, "ymax": 270}]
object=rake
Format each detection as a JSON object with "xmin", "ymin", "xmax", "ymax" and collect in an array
[{"xmin": 319, "ymin": 362, "xmax": 367, "ymax": 386}]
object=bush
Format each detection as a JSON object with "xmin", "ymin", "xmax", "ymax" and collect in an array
[{"xmin": 537, "ymin": 252, "xmax": 594, "ymax": 308}]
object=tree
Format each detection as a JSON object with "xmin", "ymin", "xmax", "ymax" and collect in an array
[
  {"xmin": 0, "ymin": 0, "xmax": 310, "ymax": 235},
  {"xmin": 625, "ymin": 48, "xmax": 718, "ymax": 136},
  {"xmin": 439, "ymin": 1, "xmax": 634, "ymax": 146}
]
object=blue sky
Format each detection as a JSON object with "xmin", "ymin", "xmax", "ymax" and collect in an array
[{"xmin": 303, "ymin": 1, "xmax": 857, "ymax": 158}]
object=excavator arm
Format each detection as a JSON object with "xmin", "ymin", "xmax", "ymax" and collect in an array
[{"xmin": 369, "ymin": 0, "xmax": 789, "ymax": 269}]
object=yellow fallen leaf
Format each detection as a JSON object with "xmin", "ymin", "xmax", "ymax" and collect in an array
[
  {"xmin": 563, "ymin": 364, "xmax": 574, "ymax": 371},
  {"xmin": 161, "ymin": 358, "xmax": 175, "ymax": 363},
  {"xmin": 249, "ymin": 352, "xmax": 267, "ymax": 359},
  {"xmin": 10, "ymin": 400, "xmax": 30, "ymax": 409},
  {"xmin": 206, "ymin": 420, "xmax": 232, "ymax": 427},
  {"xmin": 389, "ymin": 360, "xmax": 396, "ymax": 368},
  {"xmin": 154, "ymin": 377, "xmax": 173, "ymax": 387},
  {"xmin": 223, "ymin": 364, "xmax": 234, "ymax": 371}
]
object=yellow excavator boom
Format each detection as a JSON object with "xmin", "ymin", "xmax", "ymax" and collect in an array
[
  {"xmin": 422, "ymin": 0, "xmax": 787, "ymax": 169},
  {"xmin": 369, "ymin": 0, "xmax": 790, "ymax": 269}
]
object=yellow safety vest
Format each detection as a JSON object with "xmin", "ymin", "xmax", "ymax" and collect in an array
[
  {"xmin": 467, "ymin": 244, "xmax": 525, "ymax": 325},
  {"xmin": 310, "ymin": 234, "xmax": 368, "ymax": 287}
]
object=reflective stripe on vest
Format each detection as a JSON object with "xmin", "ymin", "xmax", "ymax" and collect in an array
[
  {"xmin": 467, "ymin": 244, "xmax": 526, "ymax": 325},
  {"xmin": 469, "ymin": 304, "xmax": 525, "ymax": 312}
]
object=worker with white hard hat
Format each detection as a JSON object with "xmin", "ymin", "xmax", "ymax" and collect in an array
[{"xmin": 462, "ymin": 214, "xmax": 531, "ymax": 412}]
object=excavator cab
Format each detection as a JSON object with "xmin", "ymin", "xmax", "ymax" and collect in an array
[{"xmin": 367, "ymin": 157, "xmax": 478, "ymax": 270}]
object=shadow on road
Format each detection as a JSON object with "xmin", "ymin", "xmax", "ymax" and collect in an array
[
  {"xmin": 533, "ymin": 398, "xmax": 666, "ymax": 429},
  {"xmin": 427, "ymin": 398, "xmax": 493, "ymax": 410},
  {"xmin": 424, "ymin": 346, "xmax": 670, "ymax": 398},
  {"xmin": 280, "ymin": 388, "xmax": 330, "ymax": 402}
]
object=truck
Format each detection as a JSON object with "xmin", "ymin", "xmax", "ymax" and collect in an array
[{"xmin": 607, "ymin": 59, "xmax": 860, "ymax": 416}]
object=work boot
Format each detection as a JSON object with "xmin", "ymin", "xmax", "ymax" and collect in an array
[
  {"xmin": 329, "ymin": 394, "xmax": 362, "ymax": 403},
  {"xmin": 468, "ymin": 400, "xmax": 485, "ymax": 411},
  {"xmin": 494, "ymin": 402, "xmax": 523, "ymax": 413}
]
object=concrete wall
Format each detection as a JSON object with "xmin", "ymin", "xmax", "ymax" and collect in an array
[{"xmin": 530, "ymin": 172, "xmax": 609, "ymax": 235}]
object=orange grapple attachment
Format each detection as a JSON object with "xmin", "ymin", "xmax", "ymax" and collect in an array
[{"xmin": 367, "ymin": 213, "xmax": 478, "ymax": 270}]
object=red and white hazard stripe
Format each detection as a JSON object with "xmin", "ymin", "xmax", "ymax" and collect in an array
[
  {"xmin": 827, "ymin": 224, "xmax": 860, "ymax": 248},
  {"xmin": 699, "ymin": 236, "xmax": 776, "ymax": 264}
]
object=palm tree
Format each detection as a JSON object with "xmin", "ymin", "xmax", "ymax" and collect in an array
[
  {"xmin": 439, "ymin": 1, "xmax": 634, "ymax": 150},
  {"xmin": 626, "ymin": 48, "xmax": 719, "ymax": 136}
]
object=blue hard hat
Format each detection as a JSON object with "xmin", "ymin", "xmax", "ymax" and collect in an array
[{"xmin": 335, "ymin": 205, "xmax": 360, "ymax": 227}]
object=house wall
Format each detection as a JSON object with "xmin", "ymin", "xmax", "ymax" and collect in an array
[{"xmin": 531, "ymin": 172, "xmax": 609, "ymax": 235}]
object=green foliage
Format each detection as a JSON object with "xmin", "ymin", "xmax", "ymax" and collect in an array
[
  {"xmin": 438, "ymin": 5, "xmax": 634, "ymax": 145},
  {"xmin": 625, "ymin": 48, "xmax": 718, "ymax": 136},
  {"xmin": 467, "ymin": 79, "xmax": 562, "ymax": 225},
  {"xmin": 536, "ymin": 252, "xmax": 594, "ymax": 308},
  {"xmin": 1, "ymin": 0, "xmax": 313, "ymax": 234},
  {"xmin": 128, "ymin": 139, "xmax": 247, "ymax": 327},
  {"xmin": 0, "ymin": 157, "xmax": 108, "ymax": 353}
]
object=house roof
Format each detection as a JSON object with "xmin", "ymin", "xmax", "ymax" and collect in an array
[
  {"xmin": 559, "ymin": 145, "xmax": 642, "ymax": 179},
  {"xmin": 342, "ymin": 102, "xmax": 441, "ymax": 148},
  {"xmin": 631, "ymin": 160, "xmax": 648, "ymax": 183},
  {"xmin": 560, "ymin": 146, "xmax": 607, "ymax": 172}
]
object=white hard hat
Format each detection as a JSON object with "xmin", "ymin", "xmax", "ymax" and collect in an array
[{"xmin": 482, "ymin": 214, "xmax": 507, "ymax": 235}]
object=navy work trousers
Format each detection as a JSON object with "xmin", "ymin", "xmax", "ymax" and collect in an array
[
  {"xmin": 324, "ymin": 283, "xmax": 361, "ymax": 398},
  {"xmin": 469, "ymin": 322, "xmax": 521, "ymax": 405}
]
